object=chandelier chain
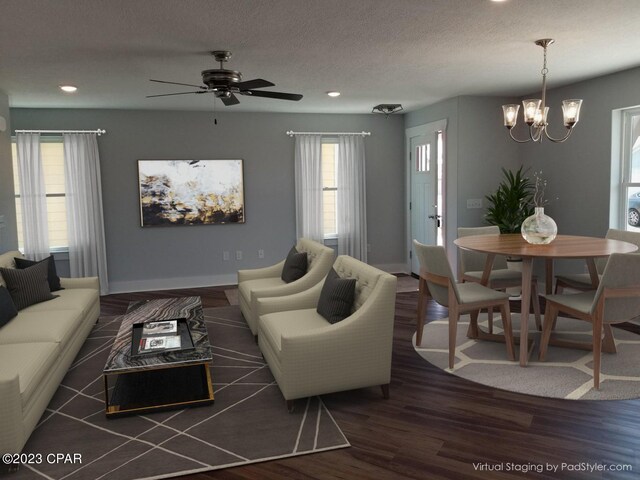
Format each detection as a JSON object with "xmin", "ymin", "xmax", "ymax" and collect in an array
[{"xmin": 541, "ymin": 45, "xmax": 549, "ymax": 76}]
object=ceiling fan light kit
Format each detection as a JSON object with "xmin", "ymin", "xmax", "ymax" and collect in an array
[
  {"xmin": 147, "ymin": 50, "xmax": 303, "ymax": 108},
  {"xmin": 502, "ymin": 39, "xmax": 583, "ymax": 144},
  {"xmin": 372, "ymin": 104, "xmax": 403, "ymax": 115}
]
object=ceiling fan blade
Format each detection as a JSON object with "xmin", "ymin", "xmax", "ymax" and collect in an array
[
  {"xmin": 220, "ymin": 93, "xmax": 240, "ymax": 106},
  {"xmin": 243, "ymin": 90, "xmax": 303, "ymax": 101},
  {"xmin": 234, "ymin": 78, "xmax": 275, "ymax": 90},
  {"xmin": 150, "ymin": 79, "xmax": 207, "ymax": 89},
  {"xmin": 146, "ymin": 91, "xmax": 208, "ymax": 98}
]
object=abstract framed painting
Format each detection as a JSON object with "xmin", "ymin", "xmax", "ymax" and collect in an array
[{"xmin": 138, "ymin": 159, "xmax": 245, "ymax": 227}]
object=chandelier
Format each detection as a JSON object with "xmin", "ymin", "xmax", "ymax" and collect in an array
[{"xmin": 502, "ymin": 39, "xmax": 583, "ymax": 143}]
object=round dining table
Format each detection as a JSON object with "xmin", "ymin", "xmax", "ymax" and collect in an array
[{"xmin": 453, "ymin": 234, "xmax": 638, "ymax": 366}]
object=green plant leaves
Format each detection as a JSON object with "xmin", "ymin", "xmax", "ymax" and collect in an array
[{"xmin": 484, "ymin": 166, "xmax": 535, "ymax": 234}]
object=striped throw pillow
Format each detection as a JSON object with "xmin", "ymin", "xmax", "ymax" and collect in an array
[
  {"xmin": 316, "ymin": 268, "xmax": 356, "ymax": 324},
  {"xmin": 0, "ymin": 260, "xmax": 55, "ymax": 310}
]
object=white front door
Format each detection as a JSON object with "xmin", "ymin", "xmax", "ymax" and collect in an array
[{"xmin": 409, "ymin": 132, "xmax": 438, "ymax": 274}]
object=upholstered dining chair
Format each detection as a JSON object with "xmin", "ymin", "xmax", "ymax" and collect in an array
[
  {"xmin": 458, "ymin": 226, "xmax": 541, "ymax": 331},
  {"xmin": 540, "ymin": 253, "xmax": 640, "ymax": 389},
  {"xmin": 554, "ymin": 229, "xmax": 640, "ymax": 293},
  {"xmin": 414, "ymin": 240, "xmax": 515, "ymax": 369}
]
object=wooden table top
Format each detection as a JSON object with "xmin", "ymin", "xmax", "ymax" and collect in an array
[{"xmin": 454, "ymin": 234, "xmax": 638, "ymax": 259}]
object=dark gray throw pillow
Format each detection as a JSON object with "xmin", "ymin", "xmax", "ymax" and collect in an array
[
  {"xmin": 0, "ymin": 286, "xmax": 18, "ymax": 328},
  {"xmin": 281, "ymin": 246, "xmax": 308, "ymax": 283},
  {"xmin": 0, "ymin": 261, "xmax": 55, "ymax": 310},
  {"xmin": 317, "ymin": 268, "xmax": 356, "ymax": 324},
  {"xmin": 15, "ymin": 255, "xmax": 63, "ymax": 292}
]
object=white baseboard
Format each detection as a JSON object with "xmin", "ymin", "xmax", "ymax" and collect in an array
[{"xmin": 107, "ymin": 273, "xmax": 237, "ymax": 295}]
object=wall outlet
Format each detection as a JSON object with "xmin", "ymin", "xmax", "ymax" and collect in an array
[
  {"xmin": 367, "ymin": 243, "xmax": 371, "ymax": 253},
  {"xmin": 236, "ymin": 250, "xmax": 243, "ymax": 261},
  {"xmin": 258, "ymin": 249, "xmax": 264, "ymax": 259},
  {"xmin": 467, "ymin": 198, "xmax": 483, "ymax": 209},
  {"xmin": 223, "ymin": 251, "xmax": 230, "ymax": 261}
]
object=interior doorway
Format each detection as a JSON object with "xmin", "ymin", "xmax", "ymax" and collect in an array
[{"xmin": 406, "ymin": 120, "xmax": 447, "ymax": 275}]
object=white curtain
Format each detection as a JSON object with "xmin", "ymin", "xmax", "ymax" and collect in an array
[
  {"xmin": 63, "ymin": 133, "xmax": 109, "ymax": 294},
  {"xmin": 16, "ymin": 132, "xmax": 50, "ymax": 260},
  {"xmin": 337, "ymin": 135, "xmax": 368, "ymax": 262},
  {"xmin": 294, "ymin": 135, "xmax": 324, "ymax": 242}
]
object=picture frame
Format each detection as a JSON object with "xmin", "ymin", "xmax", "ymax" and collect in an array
[{"xmin": 138, "ymin": 159, "xmax": 245, "ymax": 227}]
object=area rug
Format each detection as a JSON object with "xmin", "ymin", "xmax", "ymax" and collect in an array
[
  {"xmin": 224, "ymin": 289, "xmax": 239, "ymax": 305},
  {"xmin": 414, "ymin": 312, "xmax": 640, "ymax": 400},
  {"xmin": 15, "ymin": 306, "xmax": 349, "ymax": 480}
]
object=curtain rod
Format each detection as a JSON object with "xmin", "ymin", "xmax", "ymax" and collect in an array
[
  {"xmin": 15, "ymin": 129, "xmax": 106, "ymax": 136},
  {"xmin": 286, "ymin": 130, "xmax": 370, "ymax": 137}
]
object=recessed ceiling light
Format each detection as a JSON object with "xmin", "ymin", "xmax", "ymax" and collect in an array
[
  {"xmin": 59, "ymin": 85, "xmax": 78, "ymax": 93},
  {"xmin": 327, "ymin": 91, "xmax": 341, "ymax": 97}
]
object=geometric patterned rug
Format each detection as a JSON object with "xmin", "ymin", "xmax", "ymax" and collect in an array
[
  {"xmin": 14, "ymin": 305, "xmax": 349, "ymax": 479},
  {"xmin": 414, "ymin": 312, "xmax": 640, "ymax": 400}
]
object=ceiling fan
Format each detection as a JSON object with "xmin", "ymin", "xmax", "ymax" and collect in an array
[{"xmin": 147, "ymin": 50, "xmax": 303, "ymax": 106}]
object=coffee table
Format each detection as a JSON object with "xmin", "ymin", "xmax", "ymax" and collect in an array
[{"xmin": 103, "ymin": 296, "xmax": 214, "ymax": 417}]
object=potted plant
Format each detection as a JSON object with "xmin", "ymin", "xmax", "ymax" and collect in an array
[{"xmin": 485, "ymin": 166, "xmax": 535, "ymax": 234}]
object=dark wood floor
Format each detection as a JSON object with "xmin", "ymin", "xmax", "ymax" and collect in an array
[{"xmin": 100, "ymin": 286, "xmax": 640, "ymax": 479}]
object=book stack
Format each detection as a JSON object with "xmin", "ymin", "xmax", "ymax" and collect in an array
[{"xmin": 138, "ymin": 320, "xmax": 181, "ymax": 353}]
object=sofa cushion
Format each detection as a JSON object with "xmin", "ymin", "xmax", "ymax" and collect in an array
[
  {"xmin": 317, "ymin": 268, "xmax": 356, "ymax": 324},
  {"xmin": 0, "ymin": 342, "xmax": 60, "ymax": 408},
  {"xmin": 239, "ymin": 277, "xmax": 286, "ymax": 304},
  {"xmin": 0, "ymin": 261, "xmax": 55, "ymax": 310},
  {"xmin": 15, "ymin": 256, "xmax": 63, "ymax": 292},
  {"xmin": 281, "ymin": 246, "xmax": 308, "ymax": 283},
  {"xmin": 0, "ymin": 309, "xmax": 84, "ymax": 347},
  {"xmin": 24, "ymin": 288, "xmax": 98, "ymax": 317},
  {"xmin": 260, "ymin": 309, "xmax": 329, "ymax": 352},
  {"xmin": 0, "ymin": 286, "xmax": 18, "ymax": 328}
]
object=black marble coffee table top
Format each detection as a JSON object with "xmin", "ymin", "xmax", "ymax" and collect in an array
[{"xmin": 103, "ymin": 296, "xmax": 212, "ymax": 374}]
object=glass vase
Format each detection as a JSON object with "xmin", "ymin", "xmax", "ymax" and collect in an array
[{"xmin": 521, "ymin": 207, "xmax": 557, "ymax": 244}]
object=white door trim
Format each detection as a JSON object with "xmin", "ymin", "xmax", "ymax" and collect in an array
[{"xmin": 405, "ymin": 119, "xmax": 448, "ymax": 274}]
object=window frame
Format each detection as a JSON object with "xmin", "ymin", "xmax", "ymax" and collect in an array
[
  {"xmin": 321, "ymin": 137, "xmax": 339, "ymax": 240},
  {"xmin": 11, "ymin": 135, "xmax": 69, "ymax": 253},
  {"xmin": 618, "ymin": 108, "xmax": 640, "ymax": 230}
]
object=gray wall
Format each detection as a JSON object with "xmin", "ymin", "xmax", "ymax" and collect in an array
[
  {"xmin": 0, "ymin": 91, "xmax": 18, "ymax": 252},
  {"xmin": 9, "ymin": 109, "xmax": 405, "ymax": 293},
  {"xmin": 521, "ymin": 66, "xmax": 640, "ymax": 237}
]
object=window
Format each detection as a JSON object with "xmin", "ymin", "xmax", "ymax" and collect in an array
[
  {"xmin": 322, "ymin": 141, "xmax": 339, "ymax": 238},
  {"xmin": 620, "ymin": 108, "xmax": 640, "ymax": 231},
  {"xmin": 11, "ymin": 138, "xmax": 69, "ymax": 250}
]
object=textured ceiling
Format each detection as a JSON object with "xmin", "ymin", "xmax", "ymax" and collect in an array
[{"xmin": 2, "ymin": 0, "xmax": 640, "ymax": 114}]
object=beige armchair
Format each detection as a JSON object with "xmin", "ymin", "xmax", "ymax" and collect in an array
[
  {"xmin": 237, "ymin": 238, "xmax": 335, "ymax": 335},
  {"xmin": 256, "ymin": 255, "xmax": 397, "ymax": 411}
]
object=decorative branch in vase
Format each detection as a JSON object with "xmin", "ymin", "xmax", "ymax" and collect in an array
[{"xmin": 521, "ymin": 171, "xmax": 558, "ymax": 244}]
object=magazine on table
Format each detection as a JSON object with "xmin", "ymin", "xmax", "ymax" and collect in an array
[
  {"xmin": 142, "ymin": 320, "xmax": 178, "ymax": 335},
  {"xmin": 138, "ymin": 335, "xmax": 181, "ymax": 353}
]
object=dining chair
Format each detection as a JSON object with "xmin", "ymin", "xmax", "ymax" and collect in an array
[
  {"xmin": 540, "ymin": 253, "xmax": 640, "ymax": 389},
  {"xmin": 414, "ymin": 240, "xmax": 515, "ymax": 369},
  {"xmin": 458, "ymin": 226, "xmax": 541, "ymax": 332},
  {"xmin": 554, "ymin": 229, "xmax": 640, "ymax": 293}
]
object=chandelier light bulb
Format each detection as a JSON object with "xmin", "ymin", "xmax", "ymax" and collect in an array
[
  {"xmin": 522, "ymin": 99, "xmax": 541, "ymax": 125},
  {"xmin": 502, "ymin": 104, "xmax": 519, "ymax": 128},
  {"xmin": 562, "ymin": 99, "xmax": 583, "ymax": 127}
]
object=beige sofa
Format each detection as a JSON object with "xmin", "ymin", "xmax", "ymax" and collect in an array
[
  {"xmin": 0, "ymin": 251, "xmax": 100, "ymax": 454},
  {"xmin": 256, "ymin": 255, "xmax": 397, "ymax": 408},
  {"xmin": 238, "ymin": 238, "xmax": 335, "ymax": 335}
]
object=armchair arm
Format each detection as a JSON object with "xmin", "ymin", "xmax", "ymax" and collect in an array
[
  {"xmin": 60, "ymin": 276, "xmax": 99, "ymax": 290},
  {"xmin": 0, "ymin": 369, "xmax": 24, "ymax": 454},
  {"xmin": 277, "ymin": 276, "xmax": 397, "ymax": 399},
  {"xmin": 256, "ymin": 281, "xmax": 324, "ymax": 317},
  {"xmin": 238, "ymin": 260, "xmax": 285, "ymax": 284}
]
